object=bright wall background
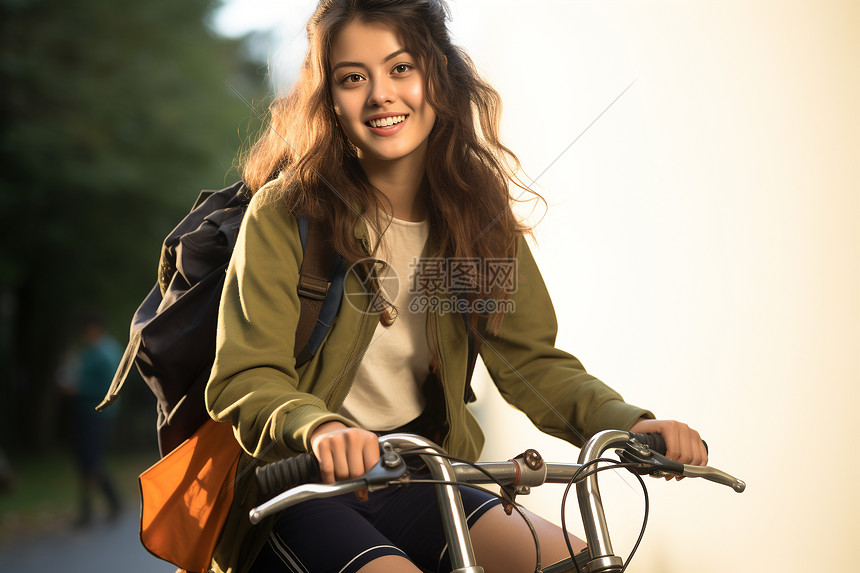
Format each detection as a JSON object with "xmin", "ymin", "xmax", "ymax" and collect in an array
[{"xmin": 215, "ymin": 1, "xmax": 859, "ymax": 571}]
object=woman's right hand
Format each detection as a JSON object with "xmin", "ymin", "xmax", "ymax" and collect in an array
[{"xmin": 309, "ymin": 421, "xmax": 379, "ymax": 500}]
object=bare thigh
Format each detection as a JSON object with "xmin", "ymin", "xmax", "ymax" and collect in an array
[
  {"xmin": 469, "ymin": 505, "xmax": 586, "ymax": 573},
  {"xmin": 356, "ymin": 507, "xmax": 583, "ymax": 573},
  {"xmin": 356, "ymin": 555, "xmax": 423, "ymax": 573}
]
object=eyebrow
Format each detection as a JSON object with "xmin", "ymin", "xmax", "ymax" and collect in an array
[{"xmin": 331, "ymin": 48, "xmax": 410, "ymax": 72}]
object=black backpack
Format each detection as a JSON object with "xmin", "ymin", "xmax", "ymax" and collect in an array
[
  {"xmin": 98, "ymin": 181, "xmax": 480, "ymax": 456},
  {"xmin": 96, "ymin": 182, "xmax": 345, "ymax": 454}
]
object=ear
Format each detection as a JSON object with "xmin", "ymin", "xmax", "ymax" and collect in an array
[{"xmin": 443, "ymin": 55, "xmax": 448, "ymax": 67}]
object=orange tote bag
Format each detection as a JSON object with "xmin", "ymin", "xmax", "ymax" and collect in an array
[{"xmin": 139, "ymin": 418, "xmax": 243, "ymax": 573}]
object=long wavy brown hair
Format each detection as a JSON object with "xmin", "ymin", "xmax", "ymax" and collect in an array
[{"xmin": 242, "ymin": 0, "xmax": 542, "ymax": 336}]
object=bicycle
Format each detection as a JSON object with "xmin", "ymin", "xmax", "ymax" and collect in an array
[{"xmin": 249, "ymin": 430, "xmax": 746, "ymax": 573}]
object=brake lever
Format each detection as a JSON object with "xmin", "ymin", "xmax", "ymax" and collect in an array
[
  {"xmin": 616, "ymin": 441, "xmax": 685, "ymax": 477},
  {"xmin": 249, "ymin": 442, "xmax": 409, "ymax": 524},
  {"xmin": 616, "ymin": 441, "xmax": 746, "ymax": 493}
]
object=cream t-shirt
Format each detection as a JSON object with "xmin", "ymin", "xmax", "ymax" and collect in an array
[{"xmin": 337, "ymin": 215, "xmax": 432, "ymax": 430}]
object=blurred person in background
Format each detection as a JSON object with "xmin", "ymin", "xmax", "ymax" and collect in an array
[{"xmin": 58, "ymin": 309, "xmax": 123, "ymax": 528}]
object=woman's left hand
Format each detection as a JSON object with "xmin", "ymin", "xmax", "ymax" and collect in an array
[{"xmin": 629, "ymin": 418, "xmax": 708, "ymax": 468}]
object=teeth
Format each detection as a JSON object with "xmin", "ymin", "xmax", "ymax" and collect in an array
[{"xmin": 368, "ymin": 115, "xmax": 406, "ymax": 128}]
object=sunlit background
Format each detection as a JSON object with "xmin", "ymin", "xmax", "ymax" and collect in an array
[{"xmin": 2, "ymin": 1, "xmax": 857, "ymax": 572}]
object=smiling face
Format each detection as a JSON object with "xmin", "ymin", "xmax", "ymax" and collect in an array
[{"xmin": 329, "ymin": 19, "xmax": 436, "ymax": 167}]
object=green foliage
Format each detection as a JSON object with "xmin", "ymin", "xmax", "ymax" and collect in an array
[{"xmin": 0, "ymin": 0, "xmax": 269, "ymax": 452}]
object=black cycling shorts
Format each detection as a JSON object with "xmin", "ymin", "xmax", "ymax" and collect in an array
[{"xmin": 249, "ymin": 481, "xmax": 501, "ymax": 573}]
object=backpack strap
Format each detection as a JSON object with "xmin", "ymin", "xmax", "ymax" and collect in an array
[{"xmin": 294, "ymin": 214, "xmax": 345, "ymax": 366}]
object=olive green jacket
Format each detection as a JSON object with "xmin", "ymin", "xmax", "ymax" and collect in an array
[{"xmin": 205, "ymin": 190, "xmax": 653, "ymax": 573}]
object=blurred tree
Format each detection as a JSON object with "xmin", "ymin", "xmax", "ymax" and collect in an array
[{"xmin": 0, "ymin": 0, "xmax": 268, "ymax": 453}]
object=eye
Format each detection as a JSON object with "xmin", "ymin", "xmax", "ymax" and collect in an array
[
  {"xmin": 340, "ymin": 73, "xmax": 364, "ymax": 85},
  {"xmin": 392, "ymin": 63, "xmax": 413, "ymax": 75}
]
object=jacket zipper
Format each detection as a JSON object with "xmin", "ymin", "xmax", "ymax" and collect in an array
[
  {"xmin": 327, "ymin": 302, "xmax": 371, "ymax": 412},
  {"xmin": 427, "ymin": 308, "xmax": 453, "ymax": 449}
]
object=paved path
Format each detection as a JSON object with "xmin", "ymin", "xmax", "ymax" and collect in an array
[{"xmin": 0, "ymin": 509, "xmax": 176, "ymax": 573}]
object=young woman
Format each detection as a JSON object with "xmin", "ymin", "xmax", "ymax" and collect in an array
[{"xmin": 206, "ymin": 1, "xmax": 708, "ymax": 572}]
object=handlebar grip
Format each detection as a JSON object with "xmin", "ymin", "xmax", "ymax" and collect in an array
[
  {"xmin": 630, "ymin": 432, "xmax": 709, "ymax": 456},
  {"xmin": 256, "ymin": 452, "xmax": 322, "ymax": 497}
]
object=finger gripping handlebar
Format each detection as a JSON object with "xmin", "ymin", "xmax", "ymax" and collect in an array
[
  {"xmin": 255, "ymin": 452, "xmax": 321, "ymax": 497},
  {"xmin": 630, "ymin": 432, "xmax": 667, "ymax": 454},
  {"xmin": 629, "ymin": 432, "xmax": 709, "ymax": 455}
]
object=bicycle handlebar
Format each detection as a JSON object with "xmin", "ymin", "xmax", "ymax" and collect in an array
[
  {"xmin": 256, "ymin": 450, "xmax": 321, "ymax": 498},
  {"xmin": 254, "ymin": 432, "xmax": 712, "ymax": 497},
  {"xmin": 250, "ymin": 431, "xmax": 744, "ymax": 573}
]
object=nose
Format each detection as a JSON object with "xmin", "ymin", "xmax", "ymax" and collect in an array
[{"xmin": 366, "ymin": 74, "xmax": 395, "ymax": 107}]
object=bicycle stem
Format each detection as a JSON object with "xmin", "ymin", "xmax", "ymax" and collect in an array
[
  {"xmin": 576, "ymin": 430, "xmax": 632, "ymax": 573},
  {"xmin": 383, "ymin": 433, "xmax": 484, "ymax": 573}
]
